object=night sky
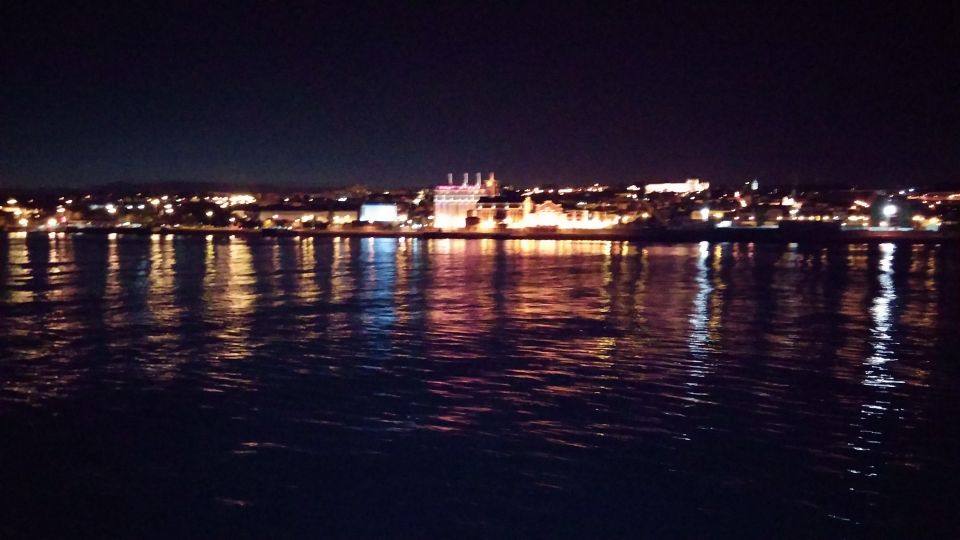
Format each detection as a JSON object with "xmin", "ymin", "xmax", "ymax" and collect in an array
[{"xmin": 2, "ymin": 1, "xmax": 957, "ymax": 189}]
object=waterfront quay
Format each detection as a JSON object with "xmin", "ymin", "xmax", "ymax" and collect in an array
[{"xmin": 4, "ymin": 225, "xmax": 955, "ymax": 245}]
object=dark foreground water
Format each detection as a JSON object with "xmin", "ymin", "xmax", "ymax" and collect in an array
[{"xmin": 1, "ymin": 233, "xmax": 958, "ymax": 539}]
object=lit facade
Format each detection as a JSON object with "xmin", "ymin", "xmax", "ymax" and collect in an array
[
  {"xmin": 644, "ymin": 178, "xmax": 710, "ymax": 194},
  {"xmin": 434, "ymin": 172, "xmax": 499, "ymax": 229},
  {"xmin": 472, "ymin": 196, "xmax": 619, "ymax": 230},
  {"xmin": 360, "ymin": 203, "xmax": 399, "ymax": 223},
  {"xmin": 474, "ymin": 198, "xmax": 524, "ymax": 228}
]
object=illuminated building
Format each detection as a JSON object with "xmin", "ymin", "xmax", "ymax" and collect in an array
[
  {"xmin": 516, "ymin": 198, "xmax": 619, "ymax": 229},
  {"xmin": 644, "ymin": 178, "xmax": 710, "ymax": 195},
  {"xmin": 469, "ymin": 194, "xmax": 618, "ymax": 230},
  {"xmin": 433, "ymin": 172, "xmax": 499, "ymax": 229},
  {"xmin": 474, "ymin": 194, "xmax": 524, "ymax": 228},
  {"xmin": 360, "ymin": 203, "xmax": 400, "ymax": 223}
]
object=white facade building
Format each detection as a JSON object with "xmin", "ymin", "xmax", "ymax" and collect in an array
[
  {"xmin": 644, "ymin": 178, "xmax": 710, "ymax": 195},
  {"xmin": 360, "ymin": 203, "xmax": 400, "ymax": 223},
  {"xmin": 433, "ymin": 172, "xmax": 498, "ymax": 229}
]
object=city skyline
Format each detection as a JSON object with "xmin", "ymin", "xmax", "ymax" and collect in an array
[{"xmin": 2, "ymin": 2, "xmax": 957, "ymax": 189}]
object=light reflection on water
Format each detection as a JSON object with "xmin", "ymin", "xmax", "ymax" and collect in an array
[{"xmin": 1, "ymin": 234, "xmax": 959, "ymax": 537}]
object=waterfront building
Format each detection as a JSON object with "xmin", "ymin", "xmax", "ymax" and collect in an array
[
  {"xmin": 360, "ymin": 203, "xmax": 400, "ymax": 223},
  {"xmin": 473, "ymin": 193, "xmax": 525, "ymax": 228},
  {"xmin": 434, "ymin": 172, "xmax": 499, "ymax": 229},
  {"xmin": 469, "ymin": 194, "xmax": 618, "ymax": 230}
]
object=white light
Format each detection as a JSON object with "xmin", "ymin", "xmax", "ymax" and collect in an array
[
  {"xmin": 699, "ymin": 208, "xmax": 709, "ymax": 220},
  {"xmin": 205, "ymin": 210, "xmax": 214, "ymax": 217},
  {"xmin": 360, "ymin": 204, "xmax": 398, "ymax": 223},
  {"xmin": 882, "ymin": 204, "xmax": 898, "ymax": 218},
  {"xmin": 18, "ymin": 218, "xmax": 28, "ymax": 227},
  {"xmin": 6, "ymin": 198, "xmax": 17, "ymax": 205},
  {"xmin": 46, "ymin": 218, "xmax": 58, "ymax": 228}
]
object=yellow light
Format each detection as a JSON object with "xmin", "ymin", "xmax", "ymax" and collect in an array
[
  {"xmin": 18, "ymin": 218, "xmax": 28, "ymax": 227},
  {"xmin": 46, "ymin": 218, "xmax": 58, "ymax": 228}
]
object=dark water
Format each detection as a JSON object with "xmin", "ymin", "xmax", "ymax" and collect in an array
[{"xmin": 1, "ymin": 233, "xmax": 958, "ymax": 538}]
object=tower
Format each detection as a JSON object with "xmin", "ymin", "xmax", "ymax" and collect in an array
[{"xmin": 485, "ymin": 172, "xmax": 499, "ymax": 197}]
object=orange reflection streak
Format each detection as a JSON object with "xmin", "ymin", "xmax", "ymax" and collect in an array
[
  {"xmin": 141, "ymin": 234, "xmax": 184, "ymax": 381},
  {"xmin": 327, "ymin": 237, "xmax": 356, "ymax": 340}
]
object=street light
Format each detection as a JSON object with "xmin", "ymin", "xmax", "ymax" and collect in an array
[{"xmin": 882, "ymin": 204, "xmax": 898, "ymax": 218}]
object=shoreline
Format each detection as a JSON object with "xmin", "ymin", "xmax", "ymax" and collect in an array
[{"xmin": 2, "ymin": 226, "xmax": 957, "ymax": 244}]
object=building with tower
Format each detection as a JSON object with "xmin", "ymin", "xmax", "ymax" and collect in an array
[{"xmin": 433, "ymin": 172, "xmax": 499, "ymax": 229}]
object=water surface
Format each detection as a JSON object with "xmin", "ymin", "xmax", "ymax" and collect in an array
[{"xmin": 1, "ymin": 234, "xmax": 958, "ymax": 538}]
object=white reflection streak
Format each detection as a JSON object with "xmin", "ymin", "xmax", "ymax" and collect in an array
[
  {"xmin": 847, "ymin": 243, "xmax": 901, "ymax": 492},
  {"xmin": 865, "ymin": 243, "xmax": 901, "ymax": 389},
  {"xmin": 688, "ymin": 241, "xmax": 712, "ymax": 361},
  {"xmin": 681, "ymin": 241, "xmax": 713, "ymax": 415}
]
